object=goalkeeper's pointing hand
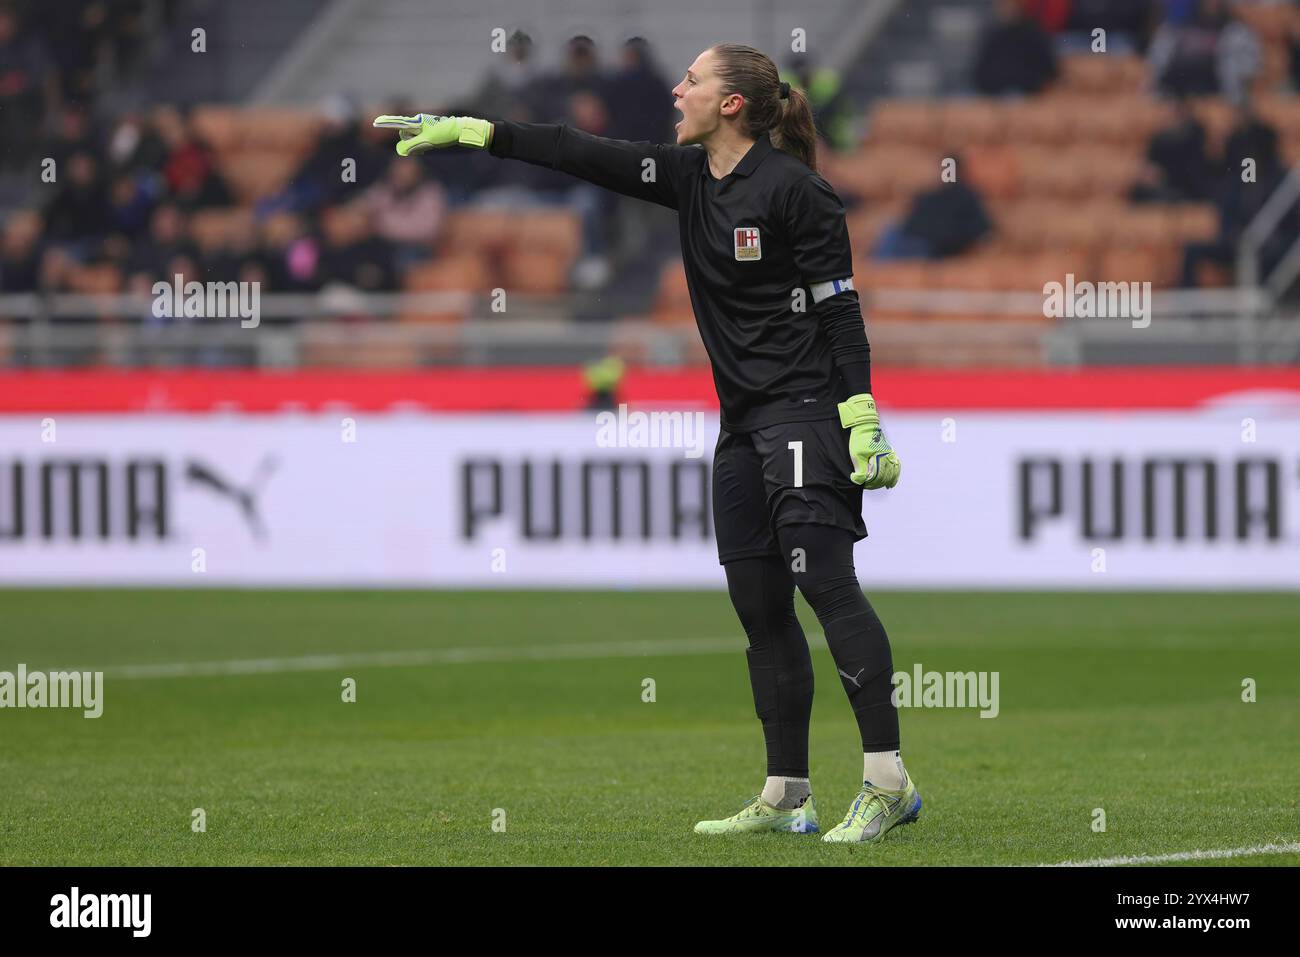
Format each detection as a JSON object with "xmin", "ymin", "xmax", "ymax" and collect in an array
[
  {"xmin": 838, "ymin": 393, "xmax": 901, "ymax": 490},
  {"xmin": 371, "ymin": 114, "xmax": 493, "ymax": 156}
]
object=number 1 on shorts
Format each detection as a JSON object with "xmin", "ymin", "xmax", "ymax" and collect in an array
[{"xmin": 788, "ymin": 440, "xmax": 803, "ymax": 488}]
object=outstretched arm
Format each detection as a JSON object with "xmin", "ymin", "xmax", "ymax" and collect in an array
[
  {"xmin": 373, "ymin": 113, "xmax": 689, "ymax": 211},
  {"xmin": 488, "ymin": 120, "xmax": 686, "ymax": 211}
]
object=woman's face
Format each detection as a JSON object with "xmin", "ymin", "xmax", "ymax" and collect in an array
[{"xmin": 671, "ymin": 49, "xmax": 742, "ymax": 146}]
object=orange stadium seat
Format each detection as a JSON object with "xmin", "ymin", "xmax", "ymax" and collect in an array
[
  {"xmin": 1003, "ymin": 98, "xmax": 1080, "ymax": 145},
  {"xmin": 190, "ymin": 107, "xmax": 241, "ymax": 152},
  {"xmin": 188, "ymin": 208, "xmax": 255, "ymax": 254},
  {"xmin": 1068, "ymin": 94, "xmax": 1165, "ymax": 145},
  {"xmin": 828, "ymin": 146, "xmax": 940, "ymax": 202},
  {"xmin": 1023, "ymin": 250, "xmax": 1097, "ymax": 287},
  {"xmin": 220, "ymin": 150, "xmax": 303, "ymax": 203},
  {"xmin": 1096, "ymin": 246, "xmax": 1178, "ymax": 287},
  {"xmin": 501, "ymin": 249, "xmax": 570, "ymax": 296},
  {"xmin": 846, "ymin": 200, "xmax": 906, "ymax": 253},
  {"xmin": 994, "ymin": 200, "xmax": 1080, "ymax": 249},
  {"xmin": 963, "ymin": 144, "xmax": 1021, "ymax": 201},
  {"xmin": 1043, "ymin": 202, "xmax": 1122, "ymax": 250},
  {"xmin": 856, "ymin": 260, "xmax": 933, "ymax": 291},
  {"xmin": 931, "ymin": 253, "xmax": 1022, "ymax": 291},
  {"xmin": 508, "ymin": 210, "xmax": 582, "ymax": 264},
  {"xmin": 440, "ymin": 208, "xmax": 584, "ymax": 263},
  {"xmin": 404, "ymin": 252, "xmax": 492, "ymax": 294},
  {"xmin": 865, "ymin": 100, "xmax": 942, "ymax": 148},
  {"xmin": 1109, "ymin": 206, "xmax": 1180, "ymax": 248},
  {"xmin": 1082, "ymin": 148, "xmax": 1143, "ymax": 198},
  {"xmin": 1017, "ymin": 145, "xmax": 1092, "ymax": 200},
  {"xmin": 398, "ymin": 254, "xmax": 483, "ymax": 325},
  {"xmin": 234, "ymin": 109, "xmax": 323, "ymax": 150},
  {"xmin": 440, "ymin": 209, "xmax": 516, "ymax": 255},
  {"xmin": 652, "ymin": 261, "xmax": 693, "ymax": 324},
  {"xmin": 1057, "ymin": 54, "xmax": 1146, "ymax": 95},
  {"xmin": 1176, "ymin": 204, "xmax": 1219, "ymax": 243},
  {"xmin": 1234, "ymin": 2, "xmax": 1297, "ymax": 41},
  {"xmin": 1284, "ymin": 133, "xmax": 1300, "ymax": 167},
  {"xmin": 1253, "ymin": 93, "xmax": 1300, "ymax": 140},
  {"xmin": 71, "ymin": 263, "xmax": 123, "ymax": 295},
  {"xmin": 937, "ymin": 100, "xmax": 1006, "ymax": 145}
]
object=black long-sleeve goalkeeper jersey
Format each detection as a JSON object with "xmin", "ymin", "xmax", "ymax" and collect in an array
[{"xmin": 488, "ymin": 121, "xmax": 871, "ymax": 432}]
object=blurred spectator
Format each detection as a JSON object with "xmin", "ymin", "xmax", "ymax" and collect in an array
[
  {"xmin": 319, "ymin": 205, "xmax": 396, "ymax": 293},
  {"xmin": 106, "ymin": 171, "xmax": 156, "ymax": 240},
  {"xmin": 262, "ymin": 212, "xmax": 322, "ymax": 294},
  {"xmin": 1179, "ymin": 136, "xmax": 1298, "ymax": 286},
  {"xmin": 266, "ymin": 95, "xmax": 389, "ymax": 215},
  {"xmin": 0, "ymin": 210, "xmax": 43, "ymax": 292},
  {"xmin": 606, "ymin": 38, "xmax": 675, "ymax": 143},
  {"xmin": 43, "ymin": 151, "xmax": 112, "ymax": 245},
  {"xmin": 202, "ymin": 215, "xmax": 267, "ymax": 286},
  {"xmin": 1063, "ymin": 0, "xmax": 1156, "ymax": 52},
  {"xmin": 472, "ymin": 35, "xmax": 619, "ymax": 287},
  {"xmin": 973, "ymin": 0, "xmax": 1059, "ymax": 96},
  {"xmin": 125, "ymin": 203, "xmax": 195, "ymax": 282},
  {"xmin": 360, "ymin": 159, "xmax": 446, "ymax": 273},
  {"xmin": 31, "ymin": 0, "xmax": 108, "ymax": 103},
  {"xmin": 0, "ymin": 4, "xmax": 53, "ymax": 170},
  {"xmin": 1160, "ymin": 0, "xmax": 1201, "ymax": 28},
  {"xmin": 874, "ymin": 163, "xmax": 993, "ymax": 259},
  {"xmin": 1019, "ymin": 0, "xmax": 1071, "ymax": 33},
  {"xmin": 108, "ymin": 111, "xmax": 170, "ymax": 175},
  {"xmin": 472, "ymin": 29, "xmax": 542, "ymax": 122},
  {"xmin": 1214, "ymin": 1, "xmax": 1263, "ymax": 104},
  {"xmin": 157, "ymin": 108, "xmax": 232, "ymax": 209},
  {"xmin": 1149, "ymin": 0, "xmax": 1260, "ymax": 103},
  {"xmin": 1220, "ymin": 103, "xmax": 1280, "ymax": 179},
  {"xmin": 38, "ymin": 246, "xmax": 79, "ymax": 296},
  {"xmin": 1129, "ymin": 98, "xmax": 1213, "ymax": 202},
  {"xmin": 41, "ymin": 104, "xmax": 98, "ymax": 170},
  {"xmin": 533, "ymin": 35, "xmax": 612, "ymax": 124}
]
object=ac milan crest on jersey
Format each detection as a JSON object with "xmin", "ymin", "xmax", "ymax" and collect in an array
[{"xmin": 734, "ymin": 226, "xmax": 762, "ymax": 261}]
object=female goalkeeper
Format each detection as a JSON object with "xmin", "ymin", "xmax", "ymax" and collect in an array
[{"xmin": 375, "ymin": 42, "xmax": 919, "ymax": 844}]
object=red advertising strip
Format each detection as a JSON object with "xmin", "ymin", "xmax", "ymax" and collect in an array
[{"xmin": 0, "ymin": 368, "xmax": 1298, "ymax": 413}]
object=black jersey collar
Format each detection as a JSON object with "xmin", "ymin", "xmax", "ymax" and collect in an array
[{"xmin": 711, "ymin": 131, "xmax": 774, "ymax": 180}]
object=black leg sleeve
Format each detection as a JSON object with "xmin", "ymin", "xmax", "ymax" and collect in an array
[
  {"xmin": 775, "ymin": 523, "xmax": 901, "ymax": 752},
  {"xmin": 723, "ymin": 555, "xmax": 814, "ymax": 777}
]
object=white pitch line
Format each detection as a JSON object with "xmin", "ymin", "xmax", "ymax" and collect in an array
[
  {"xmin": 1041, "ymin": 842, "xmax": 1300, "ymax": 867},
  {"xmin": 99, "ymin": 636, "xmax": 749, "ymax": 680}
]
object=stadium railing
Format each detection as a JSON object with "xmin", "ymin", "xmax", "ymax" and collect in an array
[{"xmin": 0, "ymin": 285, "xmax": 1291, "ymax": 368}]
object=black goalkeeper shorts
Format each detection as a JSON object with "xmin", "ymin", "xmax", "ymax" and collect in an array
[{"xmin": 712, "ymin": 416, "xmax": 868, "ymax": 565}]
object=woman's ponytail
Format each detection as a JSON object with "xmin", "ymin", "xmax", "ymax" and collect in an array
[{"xmin": 710, "ymin": 43, "xmax": 820, "ymax": 173}]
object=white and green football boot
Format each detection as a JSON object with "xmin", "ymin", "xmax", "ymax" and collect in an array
[
  {"xmin": 693, "ymin": 794, "xmax": 820, "ymax": 835},
  {"xmin": 822, "ymin": 770, "xmax": 922, "ymax": 843}
]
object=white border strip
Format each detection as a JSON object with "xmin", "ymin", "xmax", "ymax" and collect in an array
[
  {"xmin": 98, "ymin": 636, "xmax": 753, "ymax": 680},
  {"xmin": 1041, "ymin": 842, "xmax": 1300, "ymax": 867}
]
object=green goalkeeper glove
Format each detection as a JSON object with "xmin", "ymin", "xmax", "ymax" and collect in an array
[
  {"xmin": 371, "ymin": 114, "xmax": 493, "ymax": 156},
  {"xmin": 838, "ymin": 393, "xmax": 901, "ymax": 489}
]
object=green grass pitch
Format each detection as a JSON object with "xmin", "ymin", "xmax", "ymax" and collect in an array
[{"xmin": 0, "ymin": 589, "xmax": 1296, "ymax": 866}]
